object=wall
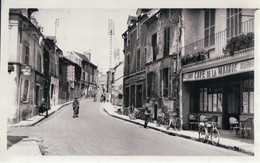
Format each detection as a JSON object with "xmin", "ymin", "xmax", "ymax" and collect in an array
[
  {"xmin": 183, "ymin": 9, "xmax": 204, "ymax": 48},
  {"xmin": 8, "ymin": 19, "xmax": 19, "ymax": 62}
]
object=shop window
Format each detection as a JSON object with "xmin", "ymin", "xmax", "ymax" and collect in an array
[
  {"xmin": 227, "ymin": 9, "xmax": 242, "ymax": 38},
  {"xmin": 204, "ymin": 9, "xmax": 215, "ymax": 47},
  {"xmin": 152, "ymin": 33, "xmax": 157, "ymax": 61},
  {"xmin": 242, "ymin": 79, "xmax": 254, "ymax": 114},
  {"xmin": 130, "ymin": 85, "xmax": 135, "ymax": 107},
  {"xmin": 22, "ymin": 80, "xmax": 30, "ymax": 102},
  {"xmin": 136, "ymin": 84, "xmax": 142, "ymax": 107},
  {"xmin": 199, "ymin": 87, "xmax": 222, "ymax": 112},
  {"xmin": 125, "ymin": 87, "xmax": 129, "ymax": 107}
]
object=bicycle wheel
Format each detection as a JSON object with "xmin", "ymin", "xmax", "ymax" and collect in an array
[
  {"xmin": 199, "ymin": 127, "xmax": 207, "ymax": 142},
  {"xmin": 211, "ymin": 128, "xmax": 220, "ymax": 146}
]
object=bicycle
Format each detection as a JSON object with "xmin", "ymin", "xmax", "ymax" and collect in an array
[
  {"xmin": 198, "ymin": 121, "xmax": 220, "ymax": 145},
  {"xmin": 166, "ymin": 113, "xmax": 183, "ymax": 131},
  {"xmin": 128, "ymin": 106, "xmax": 140, "ymax": 120}
]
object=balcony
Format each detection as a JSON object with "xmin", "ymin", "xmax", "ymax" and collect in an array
[{"xmin": 182, "ymin": 18, "xmax": 254, "ymax": 66}]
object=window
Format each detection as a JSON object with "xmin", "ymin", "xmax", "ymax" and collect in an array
[
  {"xmin": 152, "ymin": 33, "xmax": 157, "ymax": 61},
  {"xmin": 137, "ymin": 23, "xmax": 141, "ymax": 39},
  {"xmin": 126, "ymin": 53, "xmax": 130, "ymax": 75},
  {"xmin": 136, "ymin": 48, "xmax": 141, "ymax": 71},
  {"xmin": 24, "ymin": 44, "xmax": 30, "ymax": 65},
  {"xmin": 37, "ymin": 53, "xmax": 42, "ymax": 73},
  {"xmin": 127, "ymin": 33, "xmax": 131, "ymax": 46},
  {"xmin": 130, "ymin": 85, "xmax": 135, "ymax": 107},
  {"xmin": 51, "ymin": 84, "xmax": 54, "ymax": 99},
  {"xmin": 199, "ymin": 87, "xmax": 222, "ymax": 112},
  {"xmin": 242, "ymin": 79, "xmax": 254, "ymax": 114},
  {"xmin": 22, "ymin": 80, "xmax": 30, "ymax": 102},
  {"xmin": 83, "ymin": 72, "xmax": 85, "ymax": 81},
  {"xmin": 144, "ymin": 48, "xmax": 147, "ymax": 64},
  {"xmin": 164, "ymin": 27, "xmax": 170, "ymax": 57},
  {"xmin": 147, "ymin": 72, "xmax": 154, "ymax": 98},
  {"xmin": 163, "ymin": 68, "xmax": 169, "ymax": 97},
  {"xmin": 204, "ymin": 9, "xmax": 215, "ymax": 47},
  {"xmin": 227, "ymin": 9, "xmax": 242, "ymax": 38}
]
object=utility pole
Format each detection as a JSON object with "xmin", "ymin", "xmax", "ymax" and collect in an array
[
  {"xmin": 55, "ymin": 18, "xmax": 59, "ymax": 39},
  {"xmin": 108, "ymin": 19, "xmax": 115, "ymax": 69}
]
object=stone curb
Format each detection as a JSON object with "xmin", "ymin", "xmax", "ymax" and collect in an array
[{"xmin": 103, "ymin": 108, "xmax": 254, "ymax": 156}]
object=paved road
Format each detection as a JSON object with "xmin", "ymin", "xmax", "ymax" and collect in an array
[{"xmin": 8, "ymin": 99, "xmax": 246, "ymax": 156}]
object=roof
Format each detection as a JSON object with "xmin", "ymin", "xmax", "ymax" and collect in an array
[
  {"xmin": 127, "ymin": 15, "xmax": 138, "ymax": 26},
  {"xmin": 73, "ymin": 51, "xmax": 90, "ymax": 62},
  {"xmin": 71, "ymin": 51, "xmax": 97, "ymax": 69}
]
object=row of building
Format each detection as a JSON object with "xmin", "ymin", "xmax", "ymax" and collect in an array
[
  {"xmin": 122, "ymin": 8, "xmax": 255, "ymax": 130},
  {"xmin": 7, "ymin": 9, "xmax": 98, "ymax": 123}
]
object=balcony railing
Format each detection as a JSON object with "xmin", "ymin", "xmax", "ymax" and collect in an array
[{"xmin": 183, "ymin": 18, "xmax": 254, "ymax": 65}]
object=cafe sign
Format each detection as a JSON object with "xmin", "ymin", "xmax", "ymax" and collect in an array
[
  {"xmin": 183, "ymin": 59, "xmax": 254, "ymax": 82},
  {"xmin": 125, "ymin": 74, "xmax": 145, "ymax": 84}
]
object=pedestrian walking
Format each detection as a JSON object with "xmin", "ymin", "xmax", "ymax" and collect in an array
[
  {"xmin": 39, "ymin": 99, "xmax": 46, "ymax": 116},
  {"xmin": 144, "ymin": 99, "xmax": 151, "ymax": 128},
  {"xmin": 73, "ymin": 97, "xmax": 79, "ymax": 118},
  {"xmin": 103, "ymin": 93, "xmax": 106, "ymax": 103},
  {"xmin": 40, "ymin": 99, "xmax": 49, "ymax": 118}
]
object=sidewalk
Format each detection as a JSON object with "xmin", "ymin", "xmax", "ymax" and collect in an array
[
  {"xmin": 8, "ymin": 98, "xmax": 85, "ymax": 127},
  {"xmin": 103, "ymin": 102, "xmax": 254, "ymax": 156},
  {"xmin": 7, "ymin": 98, "xmax": 87, "ymax": 156}
]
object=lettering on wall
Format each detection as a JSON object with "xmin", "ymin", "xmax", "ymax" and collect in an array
[{"xmin": 183, "ymin": 59, "xmax": 254, "ymax": 81}]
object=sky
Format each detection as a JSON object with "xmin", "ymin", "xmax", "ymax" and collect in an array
[{"xmin": 33, "ymin": 8, "xmax": 137, "ymax": 73}]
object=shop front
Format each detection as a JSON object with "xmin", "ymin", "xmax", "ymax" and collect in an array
[
  {"xmin": 182, "ymin": 58, "xmax": 254, "ymax": 130},
  {"xmin": 123, "ymin": 72, "xmax": 146, "ymax": 110}
]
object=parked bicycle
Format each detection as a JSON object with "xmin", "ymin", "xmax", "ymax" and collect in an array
[
  {"xmin": 156, "ymin": 111, "xmax": 169, "ymax": 127},
  {"xmin": 166, "ymin": 112, "xmax": 183, "ymax": 131},
  {"xmin": 198, "ymin": 120, "xmax": 220, "ymax": 145},
  {"xmin": 128, "ymin": 106, "xmax": 140, "ymax": 120}
]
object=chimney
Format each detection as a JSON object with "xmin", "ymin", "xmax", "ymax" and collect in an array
[
  {"xmin": 89, "ymin": 49, "xmax": 91, "ymax": 61},
  {"xmin": 83, "ymin": 50, "xmax": 91, "ymax": 61}
]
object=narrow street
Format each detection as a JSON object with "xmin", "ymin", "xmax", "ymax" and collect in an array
[{"xmin": 8, "ymin": 97, "xmax": 246, "ymax": 156}]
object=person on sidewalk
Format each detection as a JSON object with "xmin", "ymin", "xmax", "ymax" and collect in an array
[
  {"xmin": 39, "ymin": 99, "xmax": 46, "ymax": 116},
  {"xmin": 144, "ymin": 100, "xmax": 151, "ymax": 128},
  {"xmin": 73, "ymin": 97, "xmax": 79, "ymax": 118}
]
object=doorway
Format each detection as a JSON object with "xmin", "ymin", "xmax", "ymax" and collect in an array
[{"xmin": 222, "ymin": 83, "xmax": 240, "ymax": 129}]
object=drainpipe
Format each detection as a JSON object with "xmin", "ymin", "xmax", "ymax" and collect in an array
[{"xmin": 178, "ymin": 10, "xmax": 184, "ymax": 121}]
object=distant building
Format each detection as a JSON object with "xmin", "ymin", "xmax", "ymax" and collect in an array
[
  {"xmin": 111, "ymin": 62, "xmax": 124, "ymax": 106},
  {"xmin": 66, "ymin": 51, "xmax": 98, "ymax": 97}
]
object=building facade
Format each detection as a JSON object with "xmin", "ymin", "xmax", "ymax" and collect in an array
[
  {"xmin": 8, "ymin": 9, "xmax": 45, "ymax": 123},
  {"xmin": 122, "ymin": 10, "xmax": 149, "ymax": 111},
  {"xmin": 66, "ymin": 51, "xmax": 97, "ymax": 98},
  {"xmin": 122, "ymin": 9, "xmax": 182, "ymax": 120},
  {"xmin": 180, "ymin": 9, "xmax": 255, "ymax": 130},
  {"xmin": 143, "ymin": 9, "xmax": 181, "ymax": 120},
  {"xmin": 122, "ymin": 8, "xmax": 255, "ymax": 134},
  {"xmin": 111, "ymin": 61, "xmax": 124, "ymax": 106}
]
